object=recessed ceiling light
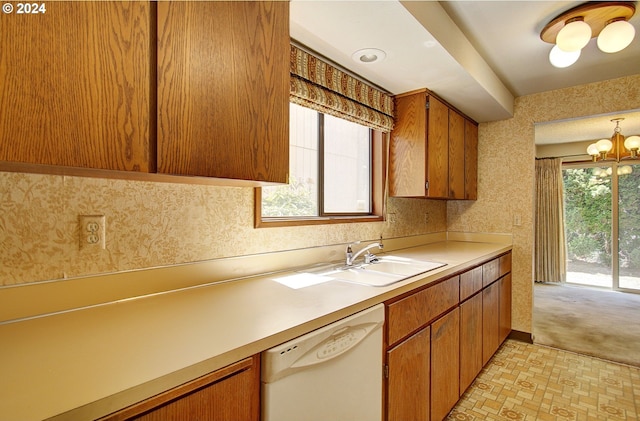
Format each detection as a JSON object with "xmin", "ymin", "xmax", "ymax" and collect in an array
[{"xmin": 351, "ymin": 48, "xmax": 386, "ymax": 64}]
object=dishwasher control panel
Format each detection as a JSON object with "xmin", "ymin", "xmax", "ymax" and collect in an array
[{"xmin": 318, "ymin": 328, "xmax": 366, "ymax": 359}]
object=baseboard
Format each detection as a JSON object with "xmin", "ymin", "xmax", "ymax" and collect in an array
[{"xmin": 508, "ymin": 330, "xmax": 533, "ymax": 343}]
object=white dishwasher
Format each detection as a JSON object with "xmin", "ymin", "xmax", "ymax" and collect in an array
[{"xmin": 261, "ymin": 304, "xmax": 385, "ymax": 421}]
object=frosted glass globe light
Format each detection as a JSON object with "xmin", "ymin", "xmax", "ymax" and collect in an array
[
  {"xmin": 624, "ymin": 135, "xmax": 640, "ymax": 150},
  {"xmin": 586, "ymin": 143, "xmax": 600, "ymax": 156},
  {"xmin": 556, "ymin": 19, "xmax": 592, "ymax": 52},
  {"xmin": 549, "ymin": 45, "xmax": 580, "ymax": 68},
  {"xmin": 597, "ymin": 19, "xmax": 636, "ymax": 53},
  {"xmin": 596, "ymin": 138, "xmax": 613, "ymax": 153}
]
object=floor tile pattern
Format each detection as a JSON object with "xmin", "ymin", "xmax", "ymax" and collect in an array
[{"xmin": 448, "ymin": 340, "xmax": 640, "ymax": 421}]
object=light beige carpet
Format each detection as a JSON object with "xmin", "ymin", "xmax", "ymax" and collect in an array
[{"xmin": 533, "ymin": 282, "xmax": 640, "ymax": 367}]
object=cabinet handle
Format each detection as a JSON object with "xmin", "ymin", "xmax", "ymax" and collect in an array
[{"xmin": 425, "ymin": 181, "xmax": 429, "ymax": 190}]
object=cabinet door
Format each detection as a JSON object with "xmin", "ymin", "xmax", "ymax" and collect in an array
[
  {"xmin": 482, "ymin": 282, "xmax": 500, "ymax": 365},
  {"xmin": 460, "ymin": 293, "xmax": 483, "ymax": 394},
  {"xmin": 499, "ymin": 273, "xmax": 512, "ymax": 344},
  {"xmin": 101, "ymin": 356, "xmax": 260, "ymax": 421},
  {"xmin": 389, "ymin": 92, "xmax": 429, "ymax": 197},
  {"xmin": 157, "ymin": 1, "xmax": 289, "ymax": 183},
  {"xmin": 464, "ymin": 119, "xmax": 478, "ymax": 200},
  {"xmin": 448, "ymin": 110, "xmax": 465, "ymax": 199},
  {"xmin": 425, "ymin": 95, "xmax": 450, "ymax": 198},
  {"xmin": 387, "ymin": 327, "xmax": 431, "ymax": 421},
  {"xmin": 460, "ymin": 266, "xmax": 483, "ymax": 302},
  {"xmin": 0, "ymin": 1, "xmax": 152, "ymax": 171},
  {"xmin": 431, "ymin": 308, "xmax": 460, "ymax": 421}
]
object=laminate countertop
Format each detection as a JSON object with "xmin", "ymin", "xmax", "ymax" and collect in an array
[{"xmin": 0, "ymin": 239, "xmax": 511, "ymax": 421}]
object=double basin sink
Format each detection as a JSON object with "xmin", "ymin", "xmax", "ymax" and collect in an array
[{"xmin": 291, "ymin": 255, "xmax": 446, "ymax": 287}]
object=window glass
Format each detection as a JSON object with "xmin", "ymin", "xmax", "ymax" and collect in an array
[
  {"xmin": 261, "ymin": 103, "xmax": 318, "ymax": 217},
  {"xmin": 323, "ymin": 114, "xmax": 371, "ymax": 213},
  {"xmin": 261, "ymin": 103, "xmax": 372, "ymax": 218}
]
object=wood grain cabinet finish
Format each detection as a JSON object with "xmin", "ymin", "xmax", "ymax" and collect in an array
[
  {"xmin": 459, "ymin": 266, "xmax": 483, "ymax": 301},
  {"xmin": 463, "ymin": 119, "xmax": 478, "ymax": 200},
  {"xmin": 2, "ymin": 1, "xmax": 290, "ymax": 185},
  {"xmin": 499, "ymin": 273, "xmax": 513, "ymax": 344},
  {"xmin": 389, "ymin": 89, "xmax": 478, "ymax": 200},
  {"xmin": 430, "ymin": 308, "xmax": 460, "ymax": 421},
  {"xmin": 448, "ymin": 110, "xmax": 465, "ymax": 199},
  {"xmin": 157, "ymin": 1, "xmax": 289, "ymax": 183},
  {"xmin": 0, "ymin": 1, "xmax": 153, "ymax": 171},
  {"xmin": 387, "ymin": 327, "xmax": 431, "ymax": 421},
  {"xmin": 100, "ymin": 355, "xmax": 260, "ymax": 421},
  {"xmin": 386, "ymin": 276, "xmax": 459, "ymax": 346},
  {"xmin": 482, "ymin": 281, "xmax": 500, "ymax": 366},
  {"xmin": 482, "ymin": 258, "xmax": 500, "ymax": 288},
  {"xmin": 459, "ymin": 292, "xmax": 483, "ymax": 394}
]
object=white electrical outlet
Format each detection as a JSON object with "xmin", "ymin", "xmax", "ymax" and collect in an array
[{"xmin": 79, "ymin": 215, "xmax": 106, "ymax": 249}]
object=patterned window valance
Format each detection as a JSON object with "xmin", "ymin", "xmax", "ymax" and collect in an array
[{"xmin": 290, "ymin": 44, "xmax": 395, "ymax": 132}]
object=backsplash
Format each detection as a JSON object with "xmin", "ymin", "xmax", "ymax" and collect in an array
[{"xmin": 0, "ymin": 172, "xmax": 446, "ymax": 286}]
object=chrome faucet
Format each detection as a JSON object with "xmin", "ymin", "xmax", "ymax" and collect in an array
[{"xmin": 346, "ymin": 237, "xmax": 384, "ymax": 266}]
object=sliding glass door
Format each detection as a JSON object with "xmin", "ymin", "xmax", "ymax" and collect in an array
[
  {"xmin": 563, "ymin": 163, "xmax": 640, "ymax": 292},
  {"xmin": 618, "ymin": 163, "xmax": 640, "ymax": 291}
]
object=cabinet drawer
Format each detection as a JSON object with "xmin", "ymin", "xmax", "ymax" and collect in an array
[
  {"xmin": 459, "ymin": 266, "xmax": 482, "ymax": 301},
  {"xmin": 387, "ymin": 276, "xmax": 459, "ymax": 346},
  {"xmin": 482, "ymin": 258, "xmax": 500, "ymax": 287},
  {"xmin": 500, "ymin": 253, "xmax": 512, "ymax": 277}
]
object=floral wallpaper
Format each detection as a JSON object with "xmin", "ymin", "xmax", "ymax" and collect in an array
[
  {"xmin": 0, "ymin": 172, "xmax": 446, "ymax": 286},
  {"xmin": 2, "ymin": 74, "xmax": 639, "ymax": 338},
  {"xmin": 448, "ymin": 74, "xmax": 640, "ymax": 333}
]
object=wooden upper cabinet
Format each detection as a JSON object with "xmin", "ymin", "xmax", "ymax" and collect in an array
[
  {"xmin": 464, "ymin": 119, "xmax": 478, "ymax": 200},
  {"xmin": 0, "ymin": 1, "xmax": 153, "ymax": 171},
  {"xmin": 390, "ymin": 89, "xmax": 477, "ymax": 199},
  {"xmin": 448, "ymin": 110, "xmax": 465, "ymax": 199},
  {"xmin": 157, "ymin": 1, "xmax": 289, "ymax": 183}
]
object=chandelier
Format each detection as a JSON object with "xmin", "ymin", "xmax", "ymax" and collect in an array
[
  {"xmin": 586, "ymin": 118, "xmax": 640, "ymax": 163},
  {"xmin": 541, "ymin": 2, "xmax": 636, "ymax": 68}
]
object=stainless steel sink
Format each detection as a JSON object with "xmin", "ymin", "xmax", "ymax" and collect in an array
[{"xmin": 296, "ymin": 255, "xmax": 446, "ymax": 287}]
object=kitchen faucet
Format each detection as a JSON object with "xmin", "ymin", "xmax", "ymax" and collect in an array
[{"xmin": 346, "ymin": 237, "xmax": 384, "ymax": 266}]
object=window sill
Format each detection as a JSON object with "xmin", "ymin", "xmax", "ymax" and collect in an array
[{"xmin": 255, "ymin": 215, "xmax": 384, "ymax": 228}]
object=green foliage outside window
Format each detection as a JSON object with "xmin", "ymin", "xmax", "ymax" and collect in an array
[
  {"xmin": 563, "ymin": 166, "xmax": 640, "ymax": 272},
  {"xmin": 262, "ymin": 176, "xmax": 316, "ymax": 217}
]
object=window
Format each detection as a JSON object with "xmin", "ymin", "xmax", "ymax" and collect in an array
[{"xmin": 256, "ymin": 103, "xmax": 385, "ymax": 226}]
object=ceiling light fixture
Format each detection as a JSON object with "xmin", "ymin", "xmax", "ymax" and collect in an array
[
  {"xmin": 541, "ymin": 1, "xmax": 636, "ymax": 68},
  {"xmin": 587, "ymin": 118, "xmax": 640, "ymax": 163},
  {"xmin": 351, "ymin": 48, "xmax": 386, "ymax": 64}
]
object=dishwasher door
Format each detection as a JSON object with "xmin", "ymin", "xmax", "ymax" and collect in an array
[{"xmin": 261, "ymin": 304, "xmax": 384, "ymax": 421}]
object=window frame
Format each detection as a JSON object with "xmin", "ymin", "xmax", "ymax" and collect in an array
[{"xmin": 254, "ymin": 129, "xmax": 386, "ymax": 228}]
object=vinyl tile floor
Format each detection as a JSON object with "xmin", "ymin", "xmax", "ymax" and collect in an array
[{"xmin": 448, "ymin": 340, "xmax": 640, "ymax": 421}]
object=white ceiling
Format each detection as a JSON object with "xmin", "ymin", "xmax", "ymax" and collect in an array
[{"xmin": 290, "ymin": 0, "xmax": 640, "ymax": 145}]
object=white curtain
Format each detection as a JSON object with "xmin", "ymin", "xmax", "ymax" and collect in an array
[{"xmin": 534, "ymin": 158, "xmax": 566, "ymax": 283}]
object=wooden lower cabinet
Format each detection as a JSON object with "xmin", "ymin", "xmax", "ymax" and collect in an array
[
  {"xmin": 482, "ymin": 281, "xmax": 500, "ymax": 366},
  {"xmin": 459, "ymin": 292, "xmax": 483, "ymax": 394},
  {"xmin": 387, "ymin": 327, "xmax": 431, "ymax": 421},
  {"xmin": 100, "ymin": 355, "xmax": 260, "ymax": 421},
  {"xmin": 431, "ymin": 308, "xmax": 460, "ymax": 421},
  {"xmin": 499, "ymin": 273, "xmax": 513, "ymax": 343}
]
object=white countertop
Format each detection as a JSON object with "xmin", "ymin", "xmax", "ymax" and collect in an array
[{"xmin": 0, "ymin": 240, "xmax": 511, "ymax": 421}]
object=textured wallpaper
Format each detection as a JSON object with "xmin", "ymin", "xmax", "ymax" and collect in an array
[
  {"xmin": 448, "ymin": 74, "xmax": 640, "ymax": 333},
  {"xmin": 0, "ymin": 172, "xmax": 446, "ymax": 286},
  {"xmin": 3, "ymin": 74, "xmax": 639, "ymax": 338}
]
